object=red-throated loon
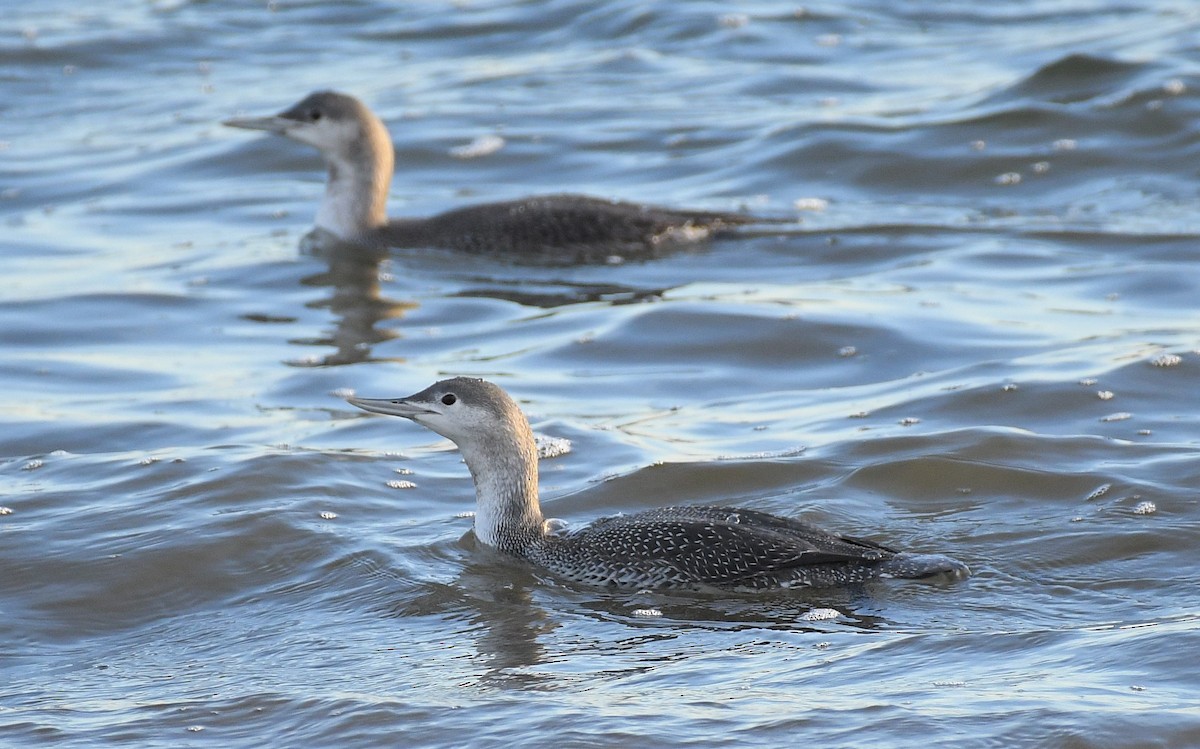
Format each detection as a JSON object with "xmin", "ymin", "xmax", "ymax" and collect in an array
[
  {"xmin": 347, "ymin": 377, "xmax": 971, "ymax": 591},
  {"xmin": 225, "ymin": 91, "xmax": 755, "ymax": 256}
]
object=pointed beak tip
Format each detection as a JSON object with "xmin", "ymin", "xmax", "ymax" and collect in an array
[
  {"xmin": 346, "ymin": 395, "xmax": 430, "ymax": 420},
  {"xmin": 222, "ymin": 115, "xmax": 290, "ymax": 133}
]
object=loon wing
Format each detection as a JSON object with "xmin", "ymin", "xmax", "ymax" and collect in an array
[
  {"xmin": 383, "ymin": 194, "xmax": 752, "ymax": 257},
  {"xmin": 573, "ymin": 508, "xmax": 893, "ymax": 586}
]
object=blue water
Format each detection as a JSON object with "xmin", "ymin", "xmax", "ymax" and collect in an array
[{"xmin": 3, "ymin": 1, "xmax": 1199, "ymax": 747}]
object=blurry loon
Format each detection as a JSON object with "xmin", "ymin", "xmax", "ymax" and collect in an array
[
  {"xmin": 225, "ymin": 91, "xmax": 754, "ymax": 255},
  {"xmin": 347, "ymin": 377, "xmax": 970, "ymax": 591}
]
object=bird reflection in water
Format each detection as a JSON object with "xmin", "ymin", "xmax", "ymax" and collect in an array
[{"xmin": 291, "ymin": 231, "xmax": 416, "ymax": 366}]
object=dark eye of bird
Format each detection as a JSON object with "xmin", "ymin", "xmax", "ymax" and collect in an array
[
  {"xmin": 309, "ymin": 109, "xmax": 322, "ymax": 122},
  {"xmin": 441, "ymin": 393, "xmax": 457, "ymax": 406}
]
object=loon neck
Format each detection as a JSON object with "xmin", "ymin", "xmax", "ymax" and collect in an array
[
  {"xmin": 458, "ymin": 434, "xmax": 546, "ymax": 554},
  {"xmin": 314, "ymin": 117, "xmax": 394, "ymax": 240}
]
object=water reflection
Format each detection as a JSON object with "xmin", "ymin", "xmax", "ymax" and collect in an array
[{"xmin": 293, "ymin": 233, "xmax": 416, "ymax": 366}]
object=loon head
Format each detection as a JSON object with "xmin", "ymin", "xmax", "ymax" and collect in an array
[
  {"xmin": 348, "ymin": 377, "xmax": 544, "ymax": 550},
  {"xmin": 224, "ymin": 91, "xmax": 385, "ymax": 160},
  {"xmin": 225, "ymin": 90, "xmax": 394, "ymax": 238},
  {"xmin": 347, "ymin": 377, "xmax": 531, "ymax": 449}
]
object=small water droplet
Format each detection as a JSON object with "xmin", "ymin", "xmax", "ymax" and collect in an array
[
  {"xmin": 1151, "ymin": 354, "xmax": 1181, "ymax": 367},
  {"xmin": 793, "ymin": 197, "xmax": 829, "ymax": 212},
  {"xmin": 318, "ymin": 511, "xmax": 338, "ymax": 520},
  {"xmin": 837, "ymin": 345, "xmax": 857, "ymax": 357},
  {"xmin": 386, "ymin": 480, "xmax": 417, "ymax": 490},
  {"xmin": 1096, "ymin": 390, "xmax": 1114, "ymax": 400},
  {"xmin": 994, "ymin": 172, "xmax": 1022, "ymax": 185},
  {"xmin": 631, "ymin": 608, "xmax": 663, "ymax": 617},
  {"xmin": 1132, "ymin": 501, "xmax": 1156, "ymax": 515},
  {"xmin": 449, "ymin": 134, "xmax": 505, "ymax": 159}
]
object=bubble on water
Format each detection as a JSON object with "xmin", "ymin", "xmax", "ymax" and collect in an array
[
  {"xmin": 1150, "ymin": 354, "xmax": 1181, "ymax": 367},
  {"xmin": 386, "ymin": 480, "xmax": 417, "ymax": 490},
  {"xmin": 934, "ymin": 680, "xmax": 968, "ymax": 687},
  {"xmin": 1096, "ymin": 390, "xmax": 1114, "ymax": 400},
  {"xmin": 1132, "ymin": 501, "xmax": 1156, "ymax": 515},
  {"xmin": 450, "ymin": 134, "xmax": 505, "ymax": 159},
  {"xmin": 1078, "ymin": 378, "xmax": 1098, "ymax": 386},
  {"xmin": 21, "ymin": 460, "xmax": 43, "ymax": 471},
  {"xmin": 800, "ymin": 608, "xmax": 840, "ymax": 621},
  {"xmin": 1137, "ymin": 429, "xmax": 1153, "ymax": 436},
  {"xmin": 632, "ymin": 608, "xmax": 663, "ymax": 617},
  {"xmin": 970, "ymin": 140, "xmax": 986, "ymax": 151},
  {"xmin": 331, "ymin": 387, "xmax": 355, "ymax": 398},
  {"xmin": 1085, "ymin": 484, "xmax": 1111, "ymax": 501},
  {"xmin": 1130, "ymin": 684, "xmax": 1148, "ymax": 691},
  {"xmin": 0, "ymin": 507, "xmax": 13, "ymax": 516},
  {"xmin": 899, "ymin": 417, "xmax": 921, "ymax": 426},
  {"xmin": 793, "ymin": 197, "xmax": 829, "ymax": 212},
  {"xmin": 393, "ymin": 468, "xmax": 413, "ymax": 475},
  {"xmin": 318, "ymin": 511, "xmax": 338, "ymax": 520},
  {"xmin": 1002, "ymin": 383, "xmax": 1018, "ymax": 392},
  {"xmin": 455, "ymin": 511, "xmax": 476, "ymax": 519},
  {"xmin": 837, "ymin": 346, "xmax": 857, "ymax": 357},
  {"xmin": 138, "ymin": 456, "xmax": 159, "ymax": 466},
  {"xmin": 1031, "ymin": 161, "xmax": 1051, "ymax": 174},
  {"xmin": 1100, "ymin": 412, "xmax": 1132, "ymax": 423},
  {"xmin": 994, "ymin": 172, "xmax": 1021, "ymax": 185},
  {"xmin": 1053, "ymin": 138, "xmax": 1078, "ymax": 151},
  {"xmin": 186, "ymin": 726, "xmax": 204, "ymax": 732},
  {"xmin": 535, "ymin": 434, "xmax": 572, "ymax": 459}
]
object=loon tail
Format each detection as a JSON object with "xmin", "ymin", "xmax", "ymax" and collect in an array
[{"xmin": 879, "ymin": 552, "xmax": 971, "ymax": 581}]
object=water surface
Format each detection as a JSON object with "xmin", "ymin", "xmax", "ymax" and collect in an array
[{"xmin": 2, "ymin": 1, "xmax": 1199, "ymax": 747}]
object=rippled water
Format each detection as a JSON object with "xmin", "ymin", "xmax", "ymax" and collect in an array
[{"xmin": 3, "ymin": 1, "xmax": 1200, "ymax": 747}]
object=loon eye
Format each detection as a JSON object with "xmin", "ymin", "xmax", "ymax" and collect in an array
[
  {"xmin": 308, "ymin": 109, "xmax": 322, "ymax": 122},
  {"xmin": 441, "ymin": 393, "xmax": 457, "ymax": 406}
]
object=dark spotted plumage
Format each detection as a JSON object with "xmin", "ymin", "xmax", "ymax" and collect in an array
[
  {"xmin": 347, "ymin": 378, "xmax": 970, "ymax": 592},
  {"xmin": 382, "ymin": 194, "xmax": 751, "ymax": 260},
  {"xmin": 227, "ymin": 91, "xmax": 756, "ymax": 257}
]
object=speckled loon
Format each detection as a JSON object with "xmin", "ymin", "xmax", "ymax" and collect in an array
[
  {"xmin": 347, "ymin": 377, "xmax": 971, "ymax": 591},
  {"xmin": 225, "ymin": 91, "xmax": 754, "ymax": 255}
]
